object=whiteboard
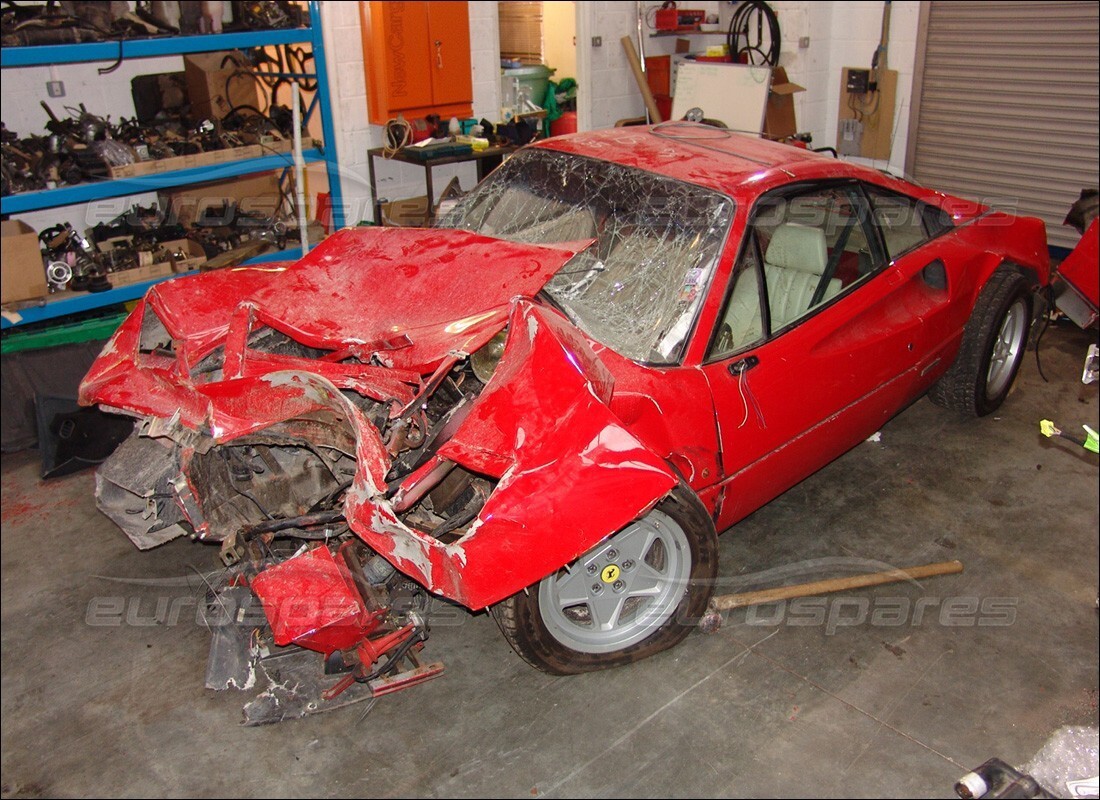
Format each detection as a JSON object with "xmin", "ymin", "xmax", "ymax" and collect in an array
[{"xmin": 671, "ymin": 62, "xmax": 772, "ymax": 133}]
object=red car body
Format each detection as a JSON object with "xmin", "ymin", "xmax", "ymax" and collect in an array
[{"xmin": 81, "ymin": 126, "xmax": 1050, "ymax": 685}]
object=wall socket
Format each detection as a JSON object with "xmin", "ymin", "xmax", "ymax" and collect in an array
[
  {"xmin": 838, "ymin": 118, "xmax": 864, "ymax": 156},
  {"xmin": 591, "ymin": 36, "xmax": 602, "ymax": 47},
  {"xmin": 46, "ymin": 80, "xmax": 65, "ymax": 98}
]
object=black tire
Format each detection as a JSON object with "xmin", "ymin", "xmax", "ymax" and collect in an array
[
  {"xmin": 929, "ymin": 267, "xmax": 1033, "ymax": 416},
  {"xmin": 492, "ymin": 483, "xmax": 718, "ymax": 675}
]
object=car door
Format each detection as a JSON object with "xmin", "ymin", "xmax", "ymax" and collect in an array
[
  {"xmin": 860, "ymin": 183, "xmax": 970, "ymax": 394},
  {"xmin": 699, "ymin": 180, "xmax": 948, "ymax": 530}
]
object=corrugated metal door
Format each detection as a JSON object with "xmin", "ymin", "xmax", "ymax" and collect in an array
[{"xmin": 907, "ymin": 1, "xmax": 1099, "ymax": 249}]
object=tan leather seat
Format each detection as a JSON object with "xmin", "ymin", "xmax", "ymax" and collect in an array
[
  {"xmin": 763, "ymin": 223, "xmax": 839, "ymax": 328},
  {"xmin": 717, "ymin": 224, "xmax": 841, "ymax": 354}
]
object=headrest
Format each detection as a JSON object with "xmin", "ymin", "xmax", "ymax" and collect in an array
[{"xmin": 764, "ymin": 224, "xmax": 828, "ymax": 275}]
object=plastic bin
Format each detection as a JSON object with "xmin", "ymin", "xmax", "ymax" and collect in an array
[{"xmin": 503, "ymin": 64, "xmax": 556, "ymax": 108}]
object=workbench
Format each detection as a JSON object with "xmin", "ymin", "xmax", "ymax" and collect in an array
[{"xmin": 367, "ymin": 145, "xmax": 514, "ymax": 225}]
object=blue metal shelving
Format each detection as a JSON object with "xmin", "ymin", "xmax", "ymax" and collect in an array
[
  {"xmin": 1, "ymin": 1, "xmax": 343, "ymax": 330},
  {"xmin": 1, "ymin": 149, "xmax": 326, "ymax": 214},
  {"xmin": 0, "ymin": 26, "xmax": 314, "ymax": 67},
  {"xmin": 1, "ymin": 248, "xmax": 303, "ymax": 328}
]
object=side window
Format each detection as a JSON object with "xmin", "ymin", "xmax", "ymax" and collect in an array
[
  {"xmin": 866, "ymin": 186, "xmax": 928, "ymax": 259},
  {"xmin": 709, "ymin": 237, "xmax": 764, "ymax": 360},
  {"xmin": 922, "ymin": 203, "xmax": 954, "ymax": 238},
  {"xmin": 754, "ymin": 184, "xmax": 882, "ymax": 332}
]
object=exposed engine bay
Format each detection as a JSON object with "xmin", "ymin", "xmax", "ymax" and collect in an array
[{"xmin": 82, "ymin": 225, "xmax": 679, "ymax": 721}]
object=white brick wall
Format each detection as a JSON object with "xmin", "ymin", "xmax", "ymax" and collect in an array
[
  {"xmin": 469, "ymin": 0, "xmax": 503, "ymax": 120},
  {"xmin": 571, "ymin": 0, "xmax": 919, "ymax": 168},
  {"xmin": 319, "ymin": 1, "xmax": 921, "ymax": 223},
  {"xmin": 1, "ymin": 2, "xmax": 922, "ymax": 235},
  {"xmin": 822, "ymin": 0, "xmax": 920, "ymax": 174}
]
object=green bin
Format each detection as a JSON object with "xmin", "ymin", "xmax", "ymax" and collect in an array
[{"xmin": 503, "ymin": 65, "xmax": 556, "ymax": 108}]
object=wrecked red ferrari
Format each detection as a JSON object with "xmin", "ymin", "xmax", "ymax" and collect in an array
[{"xmin": 81, "ymin": 124, "xmax": 1050, "ymax": 721}]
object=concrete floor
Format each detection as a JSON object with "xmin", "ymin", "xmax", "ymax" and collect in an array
[{"xmin": 2, "ymin": 322, "xmax": 1097, "ymax": 798}]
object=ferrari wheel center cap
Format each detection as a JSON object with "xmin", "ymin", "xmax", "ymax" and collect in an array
[{"xmin": 601, "ymin": 564, "xmax": 621, "ymax": 584}]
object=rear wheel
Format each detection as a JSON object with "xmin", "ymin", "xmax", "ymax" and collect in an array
[
  {"xmin": 493, "ymin": 484, "xmax": 718, "ymax": 675},
  {"xmin": 930, "ymin": 267, "xmax": 1033, "ymax": 416}
]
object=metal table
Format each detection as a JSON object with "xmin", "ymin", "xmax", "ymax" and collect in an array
[{"xmin": 367, "ymin": 145, "xmax": 514, "ymax": 225}]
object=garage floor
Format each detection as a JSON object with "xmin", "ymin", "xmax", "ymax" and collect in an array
[{"xmin": 2, "ymin": 322, "xmax": 1097, "ymax": 799}]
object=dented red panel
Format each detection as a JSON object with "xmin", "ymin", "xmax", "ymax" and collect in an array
[
  {"xmin": 146, "ymin": 263, "xmax": 293, "ymax": 365},
  {"xmin": 344, "ymin": 301, "xmax": 678, "ymax": 609},
  {"xmin": 250, "ymin": 545, "xmax": 374, "ymax": 653},
  {"xmin": 92, "ymin": 226, "xmax": 581, "ymax": 381},
  {"xmin": 1057, "ymin": 218, "xmax": 1099, "ymax": 312},
  {"xmin": 245, "ymin": 227, "xmax": 583, "ymax": 371},
  {"xmin": 81, "ymin": 227, "xmax": 584, "ymax": 438}
]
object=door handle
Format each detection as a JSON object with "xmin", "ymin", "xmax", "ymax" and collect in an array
[
  {"xmin": 728, "ymin": 355, "xmax": 759, "ymax": 376},
  {"xmin": 435, "ymin": 40, "xmax": 443, "ymax": 69}
]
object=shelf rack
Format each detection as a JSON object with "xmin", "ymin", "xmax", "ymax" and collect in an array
[{"xmin": 1, "ymin": 1, "xmax": 343, "ymax": 329}]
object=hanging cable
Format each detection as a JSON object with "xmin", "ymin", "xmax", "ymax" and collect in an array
[{"xmin": 727, "ymin": 1, "xmax": 781, "ymax": 67}]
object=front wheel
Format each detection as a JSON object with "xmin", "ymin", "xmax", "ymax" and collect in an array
[
  {"xmin": 930, "ymin": 267, "xmax": 1033, "ymax": 416},
  {"xmin": 493, "ymin": 484, "xmax": 718, "ymax": 675}
]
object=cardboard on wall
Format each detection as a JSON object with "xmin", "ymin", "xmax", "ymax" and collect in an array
[
  {"xmin": 184, "ymin": 50, "xmax": 259, "ymax": 121},
  {"xmin": 763, "ymin": 66, "xmax": 806, "ymax": 140},
  {"xmin": 161, "ymin": 172, "xmax": 282, "ymax": 228},
  {"xmin": 1, "ymin": 220, "xmax": 47, "ymax": 305}
]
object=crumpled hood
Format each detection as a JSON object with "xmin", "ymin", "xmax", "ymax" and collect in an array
[{"xmin": 145, "ymin": 226, "xmax": 585, "ymax": 372}]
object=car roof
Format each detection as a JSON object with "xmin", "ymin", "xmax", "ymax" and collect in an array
[{"xmin": 535, "ymin": 123, "xmax": 901, "ymax": 199}]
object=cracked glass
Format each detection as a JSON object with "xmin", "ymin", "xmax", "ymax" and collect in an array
[{"xmin": 439, "ymin": 148, "xmax": 734, "ymax": 364}]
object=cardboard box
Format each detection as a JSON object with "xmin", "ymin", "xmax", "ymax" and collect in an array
[
  {"xmin": 109, "ymin": 143, "xmax": 278, "ymax": 179},
  {"xmin": 764, "ymin": 66, "xmax": 806, "ymax": 140},
  {"xmin": 184, "ymin": 50, "xmax": 259, "ymax": 121},
  {"xmin": 1, "ymin": 220, "xmax": 47, "ymax": 304},
  {"xmin": 380, "ymin": 196, "xmax": 431, "ymax": 227},
  {"xmin": 108, "ymin": 261, "xmax": 174, "ymax": 288},
  {"xmin": 161, "ymin": 172, "xmax": 282, "ymax": 228},
  {"xmin": 157, "ymin": 239, "xmax": 208, "ymax": 273}
]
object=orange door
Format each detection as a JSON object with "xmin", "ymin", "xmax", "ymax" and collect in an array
[
  {"xmin": 362, "ymin": 1, "xmax": 434, "ymax": 122},
  {"xmin": 427, "ymin": 1, "xmax": 472, "ymax": 107}
]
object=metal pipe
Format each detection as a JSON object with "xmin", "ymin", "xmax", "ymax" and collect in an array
[
  {"xmin": 708, "ymin": 560, "xmax": 964, "ymax": 612},
  {"xmin": 291, "ymin": 81, "xmax": 310, "ymax": 254}
]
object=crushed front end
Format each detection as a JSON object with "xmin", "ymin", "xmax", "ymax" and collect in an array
[{"xmin": 80, "ymin": 227, "xmax": 678, "ymax": 721}]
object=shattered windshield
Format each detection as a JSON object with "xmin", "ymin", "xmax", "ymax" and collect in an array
[{"xmin": 438, "ymin": 148, "xmax": 734, "ymax": 364}]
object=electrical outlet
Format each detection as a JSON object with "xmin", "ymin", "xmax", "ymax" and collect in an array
[
  {"xmin": 799, "ymin": 36, "xmax": 810, "ymax": 49},
  {"xmin": 591, "ymin": 36, "xmax": 602, "ymax": 47},
  {"xmin": 838, "ymin": 118, "xmax": 863, "ymax": 156},
  {"xmin": 46, "ymin": 80, "xmax": 65, "ymax": 98}
]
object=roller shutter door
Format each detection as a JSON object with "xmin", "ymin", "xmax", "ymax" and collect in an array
[{"xmin": 909, "ymin": 1, "xmax": 1099, "ymax": 249}]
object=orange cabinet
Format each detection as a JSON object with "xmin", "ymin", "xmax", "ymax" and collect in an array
[{"xmin": 360, "ymin": 1, "xmax": 473, "ymax": 125}]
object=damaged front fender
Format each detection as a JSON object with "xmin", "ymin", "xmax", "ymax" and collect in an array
[
  {"xmin": 86, "ymin": 291, "xmax": 679, "ymax": 610},
  {"xmin": 345, "ymin": 301, "xmax": 679, "ymax": 610}
]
